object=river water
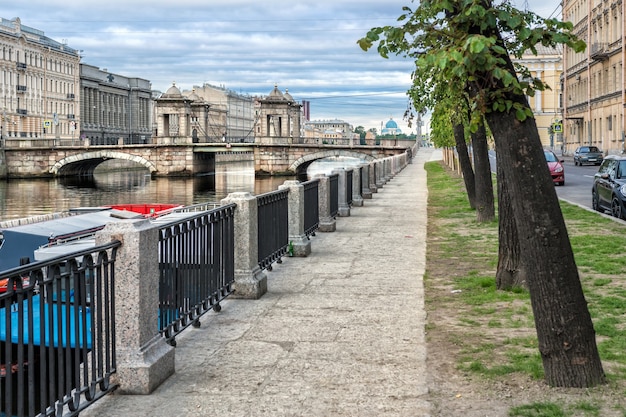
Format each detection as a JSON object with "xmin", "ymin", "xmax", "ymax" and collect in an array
[{"xmin": 0, "ymin": 157, "xmax": 363, "ymax": 222}]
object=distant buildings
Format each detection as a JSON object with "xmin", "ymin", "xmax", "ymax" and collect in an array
[{"xmin": 303, "ymin": 118, "xmax": 358, "ymax": 144}]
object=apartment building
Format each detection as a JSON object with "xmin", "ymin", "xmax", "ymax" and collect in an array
[
  {"xmin": 562, "ymin": 0, "xmax": 625, "ymax": 154},
  {"xmin": 0, "ymin": 17, "xmax": 80, "ymax": 143}
]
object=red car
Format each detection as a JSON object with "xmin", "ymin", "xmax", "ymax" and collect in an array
[{"xmin": 544, "ymin": 149, "xmax": 565, "ymax": 186}]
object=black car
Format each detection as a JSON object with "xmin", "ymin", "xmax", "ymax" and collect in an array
[
  {"xmin": 574, "ymin": 146, "xmax": 603, "ymax": 166},
  {"xmin": 592, "ymin": 155, "xmax": 626, "ymax": 219}
]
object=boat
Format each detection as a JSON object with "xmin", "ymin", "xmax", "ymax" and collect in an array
[{"xmin": 0, "ymin": 204, "xmax": 183, "ymax": 273}]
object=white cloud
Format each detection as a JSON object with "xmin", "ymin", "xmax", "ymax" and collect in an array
[{"xmin": 4, "ymin": 0, "xmax": 561, "ymax": 133}]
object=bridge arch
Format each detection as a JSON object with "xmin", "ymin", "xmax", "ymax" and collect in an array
[
  {"xmin": 289, "ymin": 150, "xmax": 377, "ymax": 176},
  {"xmin": 51, "ymin": 151, "xmax": 158, "ymax": 176}
]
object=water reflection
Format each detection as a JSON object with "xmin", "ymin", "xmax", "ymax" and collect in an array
[
  {"xmin": 307, "ymin": 156, "xmax": 365, "ymax": 177},
  {"xmin": 0, "ymin": 161, "xmax": 291, "ymax": 222},
  {"xmin": 0, "ymin": 156, "xmax": 365, "ymax": 222}
]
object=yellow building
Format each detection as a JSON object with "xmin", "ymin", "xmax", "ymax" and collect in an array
[
  {"xmin": 0, "ymin": 17, "xmax": 80, "ymax": 143},
  {"xmin": 562, "ymin": 0, "xmax": 625, "ymax": 155},
  {"xmin": 513, "ymin": 45, "xmax": 563, "ymax": 150}
]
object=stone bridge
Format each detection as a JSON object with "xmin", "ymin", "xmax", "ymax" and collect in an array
[{"xmin": 0, "ymin": 139, "xmax": 412, "ymax": 178}]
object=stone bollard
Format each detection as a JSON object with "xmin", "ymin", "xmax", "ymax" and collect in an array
[
  {"xmin": 96, "ymin": 219, "xmax": 175, "ymax": 395},
  {"xmin": 360, "ymin": 163, "xmax": 372, "ymax": 199},
  {"xmin": 369, "ymin": 161, "xmax": 378, "ymax": 194},
  {"xmin": 314, "ymin": 174, "xmax": 336, "ymax": 232},
  {"xmin": 375, "ymin": 161, "xmax": 385, "ymax": 189},
  {"xmin": 351, "ymin": 167, "xmax": 364, "ymax": 207},
  {"xmin": 220, "ymin": 192, "xmax": 268, "ymax": 299},
  {"xmin": 332, "ymin": 168, "xmax": 351, "ymax": 217},
  {"xmin": 278, "ymin": 180, "xmax": 312, "ymax": 257}
]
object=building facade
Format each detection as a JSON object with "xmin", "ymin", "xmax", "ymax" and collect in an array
[
  {"xmin": 0, "ymin": 17, "xmax": 80, "ymax": 144},
  {"xmin": 562, "ymin": 0, "xmax": 625, "ymax": 155},
  {"xmin": 302, "ymin": 118, "xmax": 356, "ymax": 145},
  {"xmin": 183, "ymin": 83, "xmax": 255, "ymax": 142},
  {"xmin": 514, "ymin": 45, "xmax": 563, "ymax": 149},
  {"xmin": 80, "ymin": 64, "xmax": 152, "ymax": 145}
]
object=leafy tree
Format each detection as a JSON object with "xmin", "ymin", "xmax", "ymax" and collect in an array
[
  {"xmin": 354, "ymin": 125, "xmax": 366, "ymax": 139},
  {"xmin": 359, "ymin": 0, "xmax": 604, "ymax": 388}
]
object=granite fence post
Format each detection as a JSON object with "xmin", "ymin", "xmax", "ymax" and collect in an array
[
  {"xmin": 95, "ymin": 219, "xmax": 175, "ymax": 395},
  {"xmin": 351, "ymin": 167, "xmax": 363, "ymax": 207},
  {"xmin": 369, "ymin": 161, "xmax": 378, "ymax": 193},
  {"xmin": 361, "ymin": 163, "xmax": 372, "ymax": 198},
  {"xmin": 332, "ymin": 168, "xmax": 351, "ymax": 217},
  {"xmin": 314, "ymin": 174, "xmax": 336, "ymax": 232},
  {"xmin": 375, "ymin": 161, "xmax": 385, "ymax": 188},
  {"xmin": 278, "ymin": 180, "xmax": 312, "ymax": 257},
  {"xmin": 220, "ymin": 192, "xmax": 268, "ymax": 299}
]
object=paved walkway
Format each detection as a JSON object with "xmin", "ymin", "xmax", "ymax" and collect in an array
[{"xmin": 82, "ymin": 148, "xmax": 441, "ymax": 417}]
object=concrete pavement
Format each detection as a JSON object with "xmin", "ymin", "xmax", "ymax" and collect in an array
[{"xmin": 81, "ymin": 147, "xmax": 441, "ymax": 417}]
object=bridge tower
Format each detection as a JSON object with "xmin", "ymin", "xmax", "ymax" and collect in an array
[{"xmin": 254, "ymin": 85, "xmax": 302, "ymax": 145}]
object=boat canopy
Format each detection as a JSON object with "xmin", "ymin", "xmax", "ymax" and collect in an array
[{"xmin": 0, "ymin": 209, "xmax": 137, "ymax": 271}]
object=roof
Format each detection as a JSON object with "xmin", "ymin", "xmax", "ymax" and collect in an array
[{"xmin": 0, "ymin": 209, "xmax": 130, "ymax": 271}]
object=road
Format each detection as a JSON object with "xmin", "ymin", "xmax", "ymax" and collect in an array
[{"xmin": 488, "ymin": 151, "xmax": 598, "ymax": 210}]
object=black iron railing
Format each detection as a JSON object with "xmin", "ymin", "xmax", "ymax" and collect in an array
[
  {"xmin": 346, "ymin": 170, "xmax": 353, "ymax": 206},
  {"xmin": 329, "ymin": 174, "xmax": 339, "ymax": 218},
  {"xmin": 158, "ymin": 204, "xmax": 235, "ymax": 346},
  {"xmin": 302, "ymin": 179, "xmax": 319, "ymax": 238},
  {"xmin": 257, "ymin": 189, "xmax": 289, "ymax": 271},
  {"xmin": 0, "ymin": 240, "xmax": 120, "ymax": 417}
]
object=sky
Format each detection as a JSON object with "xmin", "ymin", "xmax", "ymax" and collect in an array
[{"xmin": 4, "ymin": 0, "xmax": 561, "ymax": 135}]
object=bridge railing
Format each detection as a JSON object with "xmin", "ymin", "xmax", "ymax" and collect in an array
[
  {"xmin": 0, "ymin": 240, "xmax": 121, "ymax": 417},
  {"xmin": 156, "ymin": 204, "xmax": 236, "ymax": 346}
]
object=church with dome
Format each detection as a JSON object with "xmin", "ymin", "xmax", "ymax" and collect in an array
[{"xmin": 380, "ymin": 118, "xmax": 402, "ymax": 136}]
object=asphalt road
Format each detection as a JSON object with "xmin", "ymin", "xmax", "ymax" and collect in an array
[
  {"xmin": 554, "ymin": 156, "xmax": 598, "ymax": 209},
  {"xmin": 487, "ymin": 151, "xmax": 598, "ymax": 210}
]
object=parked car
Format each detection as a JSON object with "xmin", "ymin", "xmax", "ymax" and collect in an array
[
  {"xmin": 544, "ymin": 149, "xmax": 565, "ymax": 186},
  {"xmin": 574, "ymin": 146, "xmax": 603, "ymax": 166},
  {"xmin": 592, "ymin": 155, "xmax": 626, "ymax": 219}
]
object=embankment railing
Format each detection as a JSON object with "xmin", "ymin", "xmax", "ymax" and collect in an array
[
  {"xmin": 0, "ymin": 240, "xmax": 120, "ymax": 417},
  {"xmin": 157, "ymin": 204, "xmax": 236, "ymax": 346}
]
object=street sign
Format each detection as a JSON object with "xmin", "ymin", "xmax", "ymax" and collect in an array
[
  {"xmin": 552, "ymin": 122, "xmax": 563, "ymax": 133},
  {"xmin": 43, "ymin": 120, "xmax": 51, "ymax": 128}
]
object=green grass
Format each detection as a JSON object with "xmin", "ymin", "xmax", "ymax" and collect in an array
[{"xmin": 425, "ymin": 160, "xmax": 626, "ymax": 415}]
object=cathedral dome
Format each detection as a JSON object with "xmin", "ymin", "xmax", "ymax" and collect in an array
[
  {"xmin": 381, "ymin": 118, "xmax": 402, "ymax": 135},
  {"xmin": 385, "ymin": 119, "xmax": 398, "ymax": 129}
]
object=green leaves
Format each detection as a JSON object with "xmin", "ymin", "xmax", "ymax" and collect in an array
[{"xmin": 359, "ymin": 0, "xmax": 584, "ymax": 125}]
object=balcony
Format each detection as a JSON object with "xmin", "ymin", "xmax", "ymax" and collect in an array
[
  {"xmin": 67, "ymin": 93, "xmax": 75, "ymax": 99},
  {"xmin": 67, "ymin": 114, "xmax": 75, "ymax": 119},
  {"xmin": 16, "ymin": 62, "xmax": 26, "ymax": 70},
  {"xmin": 17, "ymin": 109, "xmax": 27, "ymax": 116},
  {"xmin": 590, "ymin": 43, "xmax": 609, "ymax": 61},
  {"xmin": 16, "ymin": 85, "xmax": 27, "ymax": 93}
]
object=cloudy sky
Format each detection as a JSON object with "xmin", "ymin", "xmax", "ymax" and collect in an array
[{"xmin": 4, "ymin": 0, "xmax": 560, "ymax": 134}]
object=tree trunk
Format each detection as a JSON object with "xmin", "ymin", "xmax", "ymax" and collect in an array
[
  {"xmin": 485, "ymin": 102, "xmax": 605, "ymax": 387},
  {"xmin": 495, "ymin": 143, "xmax": 527, "ymax": 290},
  {"xmin": 471, "ymin": 121, "xmax": 494, "ymax": 222},
  {"xmin": 453, "ymin": 121, "xmax": 476, "ymax": 209}
]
